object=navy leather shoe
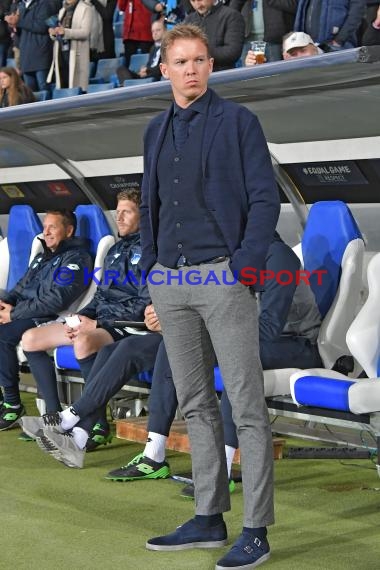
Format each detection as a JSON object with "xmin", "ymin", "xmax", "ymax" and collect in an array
[
  {"xmin": 146, "ymin": 517, "xmax": 228, "ymax": 551},
  {"xmin": 215, "ymin": 532, "xmax": 270, "ymax": 569}
]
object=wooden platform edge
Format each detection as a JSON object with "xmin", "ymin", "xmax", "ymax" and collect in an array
[{"xmin": 116, "ymin": 418, "xmax": 285, "ymax": 462}]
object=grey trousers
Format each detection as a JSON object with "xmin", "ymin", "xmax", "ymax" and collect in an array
[{"xmin": 148, "ymin": 260, "xmax": 274, "ymax": 527}]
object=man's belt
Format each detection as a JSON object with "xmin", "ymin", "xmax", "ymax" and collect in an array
[{"xmin": 176, "ymin": 255, "xmax": 228, "ymax": 268}]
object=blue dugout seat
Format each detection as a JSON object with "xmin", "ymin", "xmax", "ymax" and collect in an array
[
  {"xmin": 123, "ymin": 78, "xmax": 155, "ymax": 87},
  {"xmin": 89, "ymin": 57, "xmax": 125, "ymax": 84},
  {"xmin": 54, "ymin": 341, "xmax": 153, "ymax": 410},
  {"xmin": 86, "ymin": 83, "xmax": 115, "ymax": 93},
  {"xmin": 214, "ymin": 200, "xmax": 365, "ymax": 395},
  {"xmin": 33, "ymin": 90, "xmax": 50, "ymax": 102},
  {"xmin": 129, "ymin": 53, "xmax": 149, "ymax": 74},
  {"xmin": 291, "ymin": 252, "xmax": 380, "ymax": 416},
  {"xmin": 301, "ymin": 200, "xmax": 362, "ymax": 319},
  {"xmin": 0, "ymin": 205, "xmax": 42, "ymax": 291},
  {"xmin": 56, "ymin": 200, "xmax": 364, "ymax": 409},
  {"xmin": 55, "ymin": 345, "xmax": 153, "ymax": 381},
  {"xmin": 72, "ymin": 204, "xmax": 115, "ymax": 309},
  {"xmin": 53, "ymin": 87, "xmax": 82, "ymax": 99},
  {"xmin": 55, "ymin": 200, "xmax": 364, "ymax": 410}
]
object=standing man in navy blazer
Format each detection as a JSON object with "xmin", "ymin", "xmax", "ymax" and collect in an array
[{"xmin": 140, "ymin": 24, "xmax": 280, "ymax": 570}]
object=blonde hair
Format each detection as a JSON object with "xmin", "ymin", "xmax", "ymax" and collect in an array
[
  {"xmin": 117, "ymin": 188, "xmax": 141, "ymax": 206},
  {"xmin": 160, "ymin": 24, "xmax": 210, "ymax": 63}
]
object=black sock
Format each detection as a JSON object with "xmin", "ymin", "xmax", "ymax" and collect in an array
[
  {"xmin": 95, "ymin": 406, "xmax": 108, "ymax": 429},
  {"xmin": 77, "ymin": 353, "xmax": 97, "ymax": 382},
  {"xmin": 24, "ymin": 350, "xmax": 61, "ymax": 412},
  {"xmin": 243, "ymin": 526, "xmax": 267, "ymax": 541},
  {"xmin": 3, "ymin": 387, "xmax": 21, "ymax": 406},
  {"xmin": 195, "ymin": 514, "xmax": 224, "ymax": 527}
]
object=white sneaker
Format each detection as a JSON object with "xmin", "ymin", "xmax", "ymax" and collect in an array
[
  {"xmin": 21, "ymin": 412, "xmax": 62, "ymax": 440},
  {"xmin": 21, "ymin": 416, "xmax": 43, "ymax": 440}
]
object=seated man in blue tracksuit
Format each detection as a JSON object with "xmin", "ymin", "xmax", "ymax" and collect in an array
[
  {"xmin": 21, "ymin": 189, "xmax": 150, "ymax": 448},
  {"xmin": 30, "ymin": 233, "xmax": 322, "ymax": 471},
  {"xmin": 0, "ymin": 209, "xmax": 93, "ymax": 431}
]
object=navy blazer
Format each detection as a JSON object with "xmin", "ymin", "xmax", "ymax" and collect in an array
[{"xmin": 140, "ymin": 89, "xmax": 280, "ymax": 291}]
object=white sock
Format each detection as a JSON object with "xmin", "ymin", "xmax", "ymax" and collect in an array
[
  {"xmin": 72, "ymin": 427, "xmax": 88, "ymax": 449},
  {"xmin": 225, "ymin": 445, "xmax": 236, "ymax": 479},
  {"xmin": 60, "ymin": 407, "xmax": 80, "ymax": 431},
  {"xmin": 143, "ymin": 432, "xmax": 167, "ymax": 463}
]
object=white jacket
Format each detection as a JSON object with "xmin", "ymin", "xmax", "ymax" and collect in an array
[{"xmin": 48, "ymin": 0, "xmax": 93, "ymax": 91}]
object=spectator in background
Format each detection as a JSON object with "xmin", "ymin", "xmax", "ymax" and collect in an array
[
  {"xmin": 47, "ymin": 0, "xmax": 93, "ymax": 92},
  {"xmin": 213, "ymin": 1, "xmax": 251, "ymax": 40},
  {"xmin": 0, "ymin": 0, "xmax": 11, "ymax": 67},
  {"xmin": 143, "ymin": 0, "xmax": 186, "ymax": 26},
  {"xmin": 143, "ymin": 0, "xmax": 167, "ymax": 22},
  {"xmin": 262, "ymin": 0, "xmax": 298, "ymax": 61},
  {"xmin": 117, "ymin": 18, "xmax": 165, "ymax": 82},
  {"xmin": 90, "ymin": 0, "xmax": 116, "ymax": 59},
  {"xmin": 118, "ymin": 0, "xmax": 153, "ymax": 67},
  {"xmin": 235, "ymin": 0, "xmax": 254, "ymax": 39},
  {"xmin": 294, "ymin": 0, "xmax": 366, "ymax": 50},
  {"xmin": 4, "ymin": 1, "xmax": 20, "ymax": 70},
  {"xmin": 362, "ymin": 2, "xmax": 380, "ymax": 44},
  {"xmin": 184, "ymin": 0, "xmax": 245, "ymax": 70},
  {"xmin": 0, "ymin": 65, "xmax": 35, "ymax": 106},
  {"xmin": 245, "ymin": 31, "xmax": 323, "ymax": 65},
  {"xmin": 5, "ymin": 0, "xmax": 61, "ymax": 92},
  {"xmin": 282, "ymin": 30, "xmax": 323, "ymax": 58}
]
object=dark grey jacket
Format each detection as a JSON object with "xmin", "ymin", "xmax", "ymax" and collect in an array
[
  {"xmin": 0, "ymin": 0, "xmax": 12, "ymax": 43},
  {"xmin": 263, "ymin": 0, "xmax": 298, "ymax": 44},
  {"xmin": 185, "ymin": 2, "xmax": 245, "ymax": 71}
]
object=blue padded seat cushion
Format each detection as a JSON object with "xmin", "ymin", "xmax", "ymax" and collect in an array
[
  {"xmin": 56, "ymin": 346, "xmax": 80, "ymax": 370},
  {"xmin": 293, "ymin": 376, "xmax": 355, "ymax": 411},
  {"xmin": 302, "ymin": 201, "xmax": 362, "ymax": 318},
  {"xmin": 7, "ymin": 205, "xmax": 42, "ymax": 290},
  {"xmin": 55, "ymin": 345, "xmax": 153, "ymax": 383}
]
